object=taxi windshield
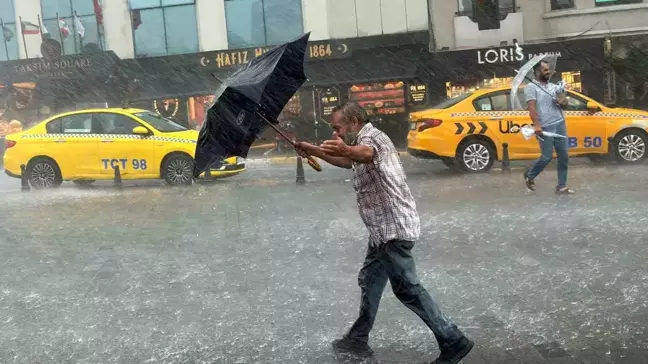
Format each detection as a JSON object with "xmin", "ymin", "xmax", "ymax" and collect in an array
[
  {"xmin": 135, "ymin": 112, "xmax": 188, "ymax": 132},
  {"xmin": 430, "ymin": 92, "xmax": 473, "ymax": 109}
]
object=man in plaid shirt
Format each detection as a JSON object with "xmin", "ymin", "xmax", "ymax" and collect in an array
[{"xmin": 296, "ymin": 102, "xmax": 473, "ymax": 364}]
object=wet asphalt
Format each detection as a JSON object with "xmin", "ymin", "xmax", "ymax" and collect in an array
[{"xmin": 0, "ymin": 157, "xmax": 647, "ymax": 363}]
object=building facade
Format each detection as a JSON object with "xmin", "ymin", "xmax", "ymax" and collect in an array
[
  {"xmin": 0, "ymin": 0, "xmax": 646, "ymax": 146},
  {"xmin": 431, "ymin": 0, "xmax": 648, "ymax": 108}
]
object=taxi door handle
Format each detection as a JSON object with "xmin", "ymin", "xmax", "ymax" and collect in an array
[
  {"xmin": 101, "ymin": 140, "xmax": 114, "ymax": 143},
  {"xmin": 55, "ymin": 139, "xmax": 66, "ymax": 143}
]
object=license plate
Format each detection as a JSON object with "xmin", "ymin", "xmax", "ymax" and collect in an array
[{"xmin": 409, "ymin": 123, "xmax": 417, "ymax": 131}]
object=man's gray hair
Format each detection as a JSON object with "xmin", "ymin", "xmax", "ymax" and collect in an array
[{"xmin": 332, "ymin": 102, "xmax": 368, "ymax": 124}]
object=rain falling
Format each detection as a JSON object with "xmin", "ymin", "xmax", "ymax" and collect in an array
[{"xmin": 1, "ymin": 0, "xmax": 648, "ymax": 363}]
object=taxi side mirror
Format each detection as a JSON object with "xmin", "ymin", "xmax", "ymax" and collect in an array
[
  {"xmin": 586, "ymin": 101, "xmax": 600, "ymax": 112},
  {"xmin": 133, "ymin": 126, "xmax": 149, "ymax": 135}
]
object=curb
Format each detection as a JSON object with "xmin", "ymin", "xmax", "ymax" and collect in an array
[{"xmin": 245, "ymin": 151, "xmax": 412, "ymax": 166}]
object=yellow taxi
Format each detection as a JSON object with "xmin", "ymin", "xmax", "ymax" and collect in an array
[
  {"xmin": 3, "ymin": 108, "xmax": 246, "ymax": 188},
  {"xmin": 408, "ymin": 87, "xmax": 648, "ymax": 172}
]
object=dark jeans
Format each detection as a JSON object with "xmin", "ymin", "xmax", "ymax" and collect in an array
[
  {"xmin": 527, "ymin": 123, "xmax": 569, "ymax": 188},
  {"xmin": 347, "ymin": 240, "xmax": 464, "ymax": 350}
]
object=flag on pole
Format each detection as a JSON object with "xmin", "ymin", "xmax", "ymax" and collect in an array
[
  {"xmin": 41, "ymin": 21, "xmax": 49, "ymax": 37},
  {"xmin": 59, "ymin": 19, "xmax": 70, "ymax": 38},
  {"xmin": 2, "ymin": 20, "xmax": 14, "ymax": 42},
  {"xmin": 93, "ymin": 0, "xmax": 103, "ymax": 26},
  {"xmin": 74, "ymin": 14, "xmax": 85, "ymax": 39},
  {"xmin": 21, "ymin": 21, "xmax": 40, "ymax": 35},
  {"xmin": 131, "ymin": 10, "xmax": 142, "ymax": 30}
]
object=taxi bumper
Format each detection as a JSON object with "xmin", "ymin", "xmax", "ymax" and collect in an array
[
  {"xmin": 2, "ymin": 152, "xmax": 21, "ymax": 179},
  {"xmin": 407, "ymin": 132, "xmax": 456, "ymax": 158}
]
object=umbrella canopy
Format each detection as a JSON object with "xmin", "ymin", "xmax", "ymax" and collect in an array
[
  {"xmin": 194, "ymin": 32, "xmax": 310, "ymax": 177},
  {"xmin": 510, "ymin": 53, "xmax": 559, "ymax": 110}
]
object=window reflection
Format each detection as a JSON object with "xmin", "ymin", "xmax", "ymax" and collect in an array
[
  {"xmin": 224, "ymin": 0, "xmax": 303, "ymax": 49},
  {"xmin": 0, "ymin": 17, "xmax": 19, "ymax": 61},
  {"xmin": 130, "ymin": 1, "xmax": 199, "ymax": 57},
  {"xmin": 40, "ymin": 0, "xmax": 105, "ymax": 55}
]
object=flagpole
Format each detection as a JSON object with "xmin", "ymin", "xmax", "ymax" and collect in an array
[
  {"xmin": 56, "ymin": 12, "xmax": 64, "ymax": 55},
  {"xmin": 0, "ymin": 18, "xmax": 9, "ymax": 60},
  {"xmin": 73, "ymin": 10, "xmax": 82, "ymax": 53},
  {"xmin": 93, "ymin": 0, "xmax": 103, "ymax": 50},
  {"xmin": 19, "ymin": 16, "xmax": 28, "ymax": 59},
  {"xmin": 37, "ymin": 14, "xmax": 43, "ymax": 40}
]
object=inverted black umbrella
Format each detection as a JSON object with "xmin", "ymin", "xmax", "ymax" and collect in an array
[{"xmin": 194, "ymin": 32, "xmax": 321, "ymax": 177}]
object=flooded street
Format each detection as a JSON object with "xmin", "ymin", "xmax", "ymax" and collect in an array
[{"xmin": 1, "ymin": 159, "xmax": 647, "ymax": 363}]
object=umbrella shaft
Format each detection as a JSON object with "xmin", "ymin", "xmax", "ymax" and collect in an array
[{"xmin": 257, "ymin": 112, "xmax": 296, "ymax": 146}]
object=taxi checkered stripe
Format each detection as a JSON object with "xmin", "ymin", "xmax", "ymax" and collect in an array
[
  {"xmin": 20, "ymin": 133, "xmax": 196, "ymax": 144},
  {"xmin": 450, "ymin": 111, "xmax": 648, "ymax": 118}
]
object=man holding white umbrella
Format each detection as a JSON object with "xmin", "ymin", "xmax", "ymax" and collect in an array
[{"xmin": 522, "ymin": 59, "xmax": 575, "ymax": 194}]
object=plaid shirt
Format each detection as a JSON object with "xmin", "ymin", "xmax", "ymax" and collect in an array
[{"xmin": 352, "ymin": 123, "xmax": 420, "ymax": 247}]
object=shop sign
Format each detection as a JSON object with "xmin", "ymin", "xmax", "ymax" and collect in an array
[
  {"xmin": 409, "ymin": 84, "xmax": 427, "ymax": 104},
  {"xmin": 476, "ymin": 44, "xmax": 562, "ymax": 65},
  {"xmin": 316, "ymin": 87, "xmax": 341, "ymax": 118},
  {"xmin": 9, "ymin": 58, "xmax": 93, "ymax": 79},
  {"xmin": 200, "ymin": 40, "xmax": 351, "ymax": 69}
]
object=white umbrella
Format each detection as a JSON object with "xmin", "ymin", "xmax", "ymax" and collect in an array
[
  {"xmin": 520, "ymin": 125, "xmax": 567, "ymax": 141},
  {"xmin": 510, "ymin": 53, "xmax": 560, "ymax": 111}
]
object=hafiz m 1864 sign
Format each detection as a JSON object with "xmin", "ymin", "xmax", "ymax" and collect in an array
[{"xmin": 199, "ymin": 40, "xmax": 351, "ymax": 69}]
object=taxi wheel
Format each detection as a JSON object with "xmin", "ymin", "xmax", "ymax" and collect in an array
[
  {"xmin": 456, "ymin": 139, "xmax": 495, "ymax": 173},
  {"xmin": 26, "ymin": 157, "xmax": 63, "ymax": 189},
  {"xmin": 162, "ymin": 154, "xmax": 195, "ymax": 186},
  {"xmin": 614, "ymin": 129, "xmax": 647, "ymax": 164}
]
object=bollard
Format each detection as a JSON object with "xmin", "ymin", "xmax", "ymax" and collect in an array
[
  {"xmin": 113, "ymin": 165, "xmax": 122, "ymax": 189},
  {"xmin": 296, "ymin": 157, "xmax": 305, "ymax": 184},
  {"xmin": 20, "ymin": 164, "xmax": 30, "ymax": 192},
  {"xmin": 501, "ymin": 143, "xmax": 511, "ymax": 172}
]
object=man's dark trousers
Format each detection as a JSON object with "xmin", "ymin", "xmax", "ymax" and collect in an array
[{"xmin": 347, "ymin": 240, "xmax": 464, "ymax": 350}]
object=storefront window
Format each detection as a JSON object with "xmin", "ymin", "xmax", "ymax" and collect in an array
[
  {"xmin": 188, "ymin": 95, "xmax": 215, "ymax": 129},
  {"xmin": 446, "ymin": 76, "xmax": 513, "ymax": 98},
  {"xmin": 595, "ymin": 0, "xmax": 643, "ymax": 6},
  {"xmin": 0, "ymin": 0, "xmax": 19, "ymax": 61},
  {"xmin": 349, "ymin": 81, "xmax": 406, "ymax": 115},
  {"xmin": 224, "ymin": 0, "xmax": 303, "ymax": 49},
  {"xmin": 283, "ymin": 94, "xmax": 301, "ymax": 115},
  {"xmin": 130, "ymin": 0, "xmax": 199, "ymax": 57},
  {"xmin": 446, "ymin": 71, "xmax": 582, "ymax": 99},
  {"xmin": 562, "ymin": 71, "xmax": 582, "ymax": 92},
  {"xmin": 40, "ymin": 0, "xmax": 105, "ymax": 55}
]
